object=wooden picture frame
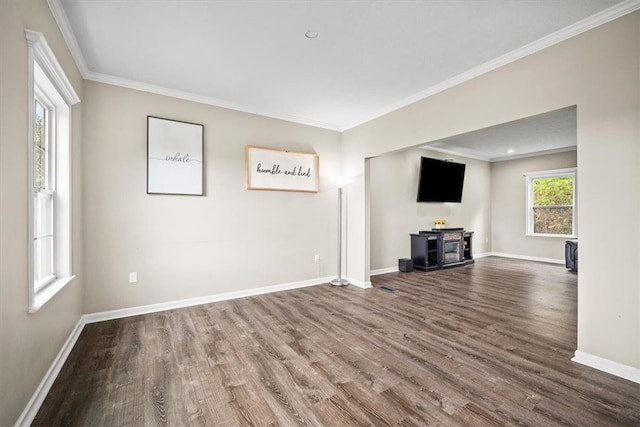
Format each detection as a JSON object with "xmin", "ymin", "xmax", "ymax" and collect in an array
[
  {"xmin": 147, "ymin": 116, "xmax": 204, "ymax": 195},
  {"xmin": 245, "ymin": 146, "xmax": 319, "ymax": 192}
]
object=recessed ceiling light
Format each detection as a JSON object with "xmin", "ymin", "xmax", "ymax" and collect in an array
[
  {"xmin": 507, "ymin": 148, "xmax": 515, "ymax": 153},
  {"xmin": 305, "ymin": 30, "xmax": 318, "ymax": 39}
]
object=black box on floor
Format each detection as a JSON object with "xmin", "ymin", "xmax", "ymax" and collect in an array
[
  {"xmin": 565, "ymin": 240, "xmax": 578, "ymax": 271},
  {"xmin": 399, "ymin": 258, "xmax": 413, "ymax": 272}
]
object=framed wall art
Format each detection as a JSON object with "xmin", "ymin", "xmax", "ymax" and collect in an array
[
  {"xmin": 147, "ymin": 116, "xmax": 204, "ymax": 195},
  {"xmin": 245, "ymin": 146, "xmax": 319, "ymax": 193}
]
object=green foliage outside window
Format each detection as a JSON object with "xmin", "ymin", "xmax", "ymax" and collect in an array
[
  {"xmin": 34, "ymin": 99, "xmax": 46, "ymax": 189},
  {"xmin": 532, "ymin": 176, "xmax": 573, "ymax": 235}
]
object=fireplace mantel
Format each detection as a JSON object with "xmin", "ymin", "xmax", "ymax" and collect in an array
[{"xmin": 410, "ymin": 229, "xmax": 474, "ymax": 271}]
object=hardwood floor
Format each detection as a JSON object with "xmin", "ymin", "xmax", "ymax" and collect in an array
[{"xmin": 33, "ymin": 257, "xmax": 640, "ymax": 426}]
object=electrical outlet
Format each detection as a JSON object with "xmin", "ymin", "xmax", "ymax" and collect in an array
[
  {"xmin": 314, "ymin": 254, "xmax": 320, "ymax": 262},
  {"xmin": 129, "ymin": 272, "xmax": 137, "ymax": 283}
]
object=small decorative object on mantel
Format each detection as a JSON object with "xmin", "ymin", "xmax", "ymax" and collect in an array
[
  {"xmin": 147, "ymin": 116, "xmax": 204, "ymax": 196},
  {"xmin": 434, "ymin": 219, "xmax": 447, "ymax": 229},
  {"xmin": 245, "ymin": 145, "xmax": 319, "ymax": 193}
]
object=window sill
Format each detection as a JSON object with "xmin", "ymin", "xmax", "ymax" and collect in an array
[
  {"xmin": 29, "ymin": 275, "xmax": 75, "ymax": 313},
  {"xmin": 526, "ymin": 233, "xmax": 577, "ymax": 239}
]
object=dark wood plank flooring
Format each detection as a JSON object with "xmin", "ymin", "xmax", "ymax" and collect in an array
[{"xmin": 33, "ymin": 257, "xmax": 640, "ymax": 426}]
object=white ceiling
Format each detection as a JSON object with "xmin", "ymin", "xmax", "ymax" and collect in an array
[
  {"xmin": 53, "ymin": 0, "xmax": 635, "ymax": 141},
  {"xmin": 424, "ymin": 106, "xmax": 577, "ymax": 162}
]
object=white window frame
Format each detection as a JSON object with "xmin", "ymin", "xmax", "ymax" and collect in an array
[
  {"xmin": 33, "ymin": 94, "xmax": 56, "ymax": 291},
  {"xmin": 26, "ymin": 30, "xmax": 79, "ymax": 312},
  {"xmin": 524, "ymin": 167, "xmax": 577, "ymax": 238}
]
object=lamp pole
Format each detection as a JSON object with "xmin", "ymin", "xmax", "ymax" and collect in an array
[{"xmin": 331, "ymin": 184, "xmax": 348, "ymax": 286}]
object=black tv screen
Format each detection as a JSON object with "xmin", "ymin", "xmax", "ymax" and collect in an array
[{"xmin": 416, "ymin": 157, "xmax": 466, "ymax": 203}]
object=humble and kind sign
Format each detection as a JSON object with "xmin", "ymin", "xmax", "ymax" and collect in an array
[
  {"xmin": 256, "ymin": 163, "xmax": 312, "ymax": 178},
  {"xmin": 245, "ymin": 146, "xmax": 319, "ymax": 193}
]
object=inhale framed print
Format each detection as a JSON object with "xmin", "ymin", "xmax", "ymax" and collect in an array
[
  {"xmin": 147, "ymin": 116, "xmax": 204, "ymax": 195},
  {"xmin": 245, "ymin": 146, "xmax": 319, "ymax": 192}
]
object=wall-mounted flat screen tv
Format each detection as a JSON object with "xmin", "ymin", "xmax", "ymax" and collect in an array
[{"xmin": 416, "ymin": 156, "xmax": 466, "ymax": 203}]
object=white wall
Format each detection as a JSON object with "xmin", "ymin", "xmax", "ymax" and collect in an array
[
  {"xmin": 0, "ymin": 1, "xmax": 85, "ymax": 425},
  {"xmin": 491, "ymin": 150, "xmax": 577, "ymax": 260},
  {"xmin": 342, "ymin": 13, "xmax": 640, "ymax": 370},
  {"xmin": 369, "ymin": 147, "xmax": 491, "ymax": 271},
  {"xmin": 82, "ymin": 81, "xmax": 342, "ymax": 313}
]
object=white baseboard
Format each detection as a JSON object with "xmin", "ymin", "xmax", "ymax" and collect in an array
[
  {"xmin": 346, "ymin": 277, "xmax": 373, "ymax": 289},
  {"xmin": 370, "ymin": 266, "xmax": 399, "ymax": 276},
  {"xmin": 472, "ymin": 252, "xmax": 491, "ymax": 259},
  {"xmin": 370, "ymin": 253, "xmax": 493, "ymax": 276},
  {"xmin": 83, "ymin": 276, "xmax": 334, "ymax": 324},
  {"xmin": 572, "ymin": 350, "xmax": 640, "ymax": 384},
  {"xmin": 16, "ymin": 276, "xmax": 334, "ymax": 425},
  {"xmin": 486, "ymin": 252, "xmax": 564, "ymax": 264},
  {"xmin": 15, "ymin": 319, "xmax": 85, "ymax": 427}
]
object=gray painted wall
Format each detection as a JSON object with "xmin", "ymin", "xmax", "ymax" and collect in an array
[
  {"xmin": 369, "ymin": 147, "xmax": 576, "ymax": 272},
  {"xmin": 82, "ymin": 81, "xmax": 342, "ymax": 313},
  {"xmin": 491, "ymin": 150, "xmax": 577, "ymax": 260},
  {"xmin": 1, "ymin": 1, "xmax": 84, "ymax": 424},
  {"xmin": 369, "ymin": 147, "xmax": 491, "ymax": 271}
]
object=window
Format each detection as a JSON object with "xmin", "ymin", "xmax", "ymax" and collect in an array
[
  {"xmin": 33, "ymin": 97, "xmax": 55, "ymax": 289},
  {"xmin": 26, "ymin": 30, "xmax": 80, "ymax": 312},
  {"xmin": 525, "ymin": 168, "xmax": 577, "ymax": 237}
]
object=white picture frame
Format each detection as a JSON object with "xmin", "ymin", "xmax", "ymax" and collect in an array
[{"xmin": 147, "ymin": 116, "xmax": 204, "ymax": 195}]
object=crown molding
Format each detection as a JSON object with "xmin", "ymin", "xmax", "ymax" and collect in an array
[
  {"xmin": 46, "ymin": 0, "xmax": 343, "ymax": 130},
  {"xmin": 48, "ymin": 0, "xmax": 640, "ymax": 132},
  {"xmin": 84, "ymin": 70, "xmax": 344, "ymax": 131},
  {"xmin": 490, "ymin": 146, "xmax": 577, "ymax": 162},
  {"xmin": 421, "ymin": 145, "xmax": 491, "ymax": 162},
  {"xmin": 47, "ymin": 0, "xmax": 89, "ymax": 77},
  {"xmin": 422, "ymin": 144, "xmax": 578, "ymax": 163},
  {"xmin": 342, "ymin": 0, "xmax": 640, "ymax": 131}
]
